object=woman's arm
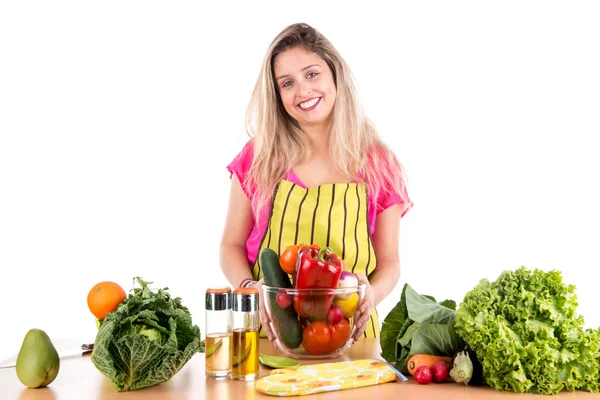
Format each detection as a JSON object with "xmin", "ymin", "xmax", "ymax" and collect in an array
[
  {"xmin": 353, "ymin": 203, "xmax": 402, "ymax": 340},
  {"xmin": 219, "ymin": 174, "xmax": 255, "ymax": 287},
  {"xmin": 219, "ymin": 175, "xmax": 276, "ymax": 341},
  {"xmin": 369, "ymin": 203, "xmax": 402, "ymax": 307}
]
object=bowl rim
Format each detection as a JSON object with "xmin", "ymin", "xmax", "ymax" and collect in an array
[{"xmin": 262, "ymin": 283, "xmax": 366, "ymax": 295}]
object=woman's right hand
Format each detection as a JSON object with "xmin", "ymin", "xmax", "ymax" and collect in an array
[{"xmin": 253, "ymin": 279, "xmax": 275, "ymax": 342}]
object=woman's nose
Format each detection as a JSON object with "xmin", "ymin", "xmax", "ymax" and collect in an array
[{"xmin": 297, "ymin": 81, "xmax": 312, "ymax": 97}]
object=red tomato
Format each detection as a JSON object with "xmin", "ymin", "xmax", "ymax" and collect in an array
[
  {"xmin": 279, "ymin": 245, "xmax": 301, "ymax": 275},
  {"xmin": 280, "ymin": 243, "xmax": 321, "ymax": 275},
  {"xmin": 327, "ymin": 319, "xmax": 351, "ymax": 352},
  {"xmin": 302, "ymin": 321, "xmax": 331, "ymax": 355}
]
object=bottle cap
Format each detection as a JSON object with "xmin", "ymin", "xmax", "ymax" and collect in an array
[
  {"xmin": 233, "ymin": 287, "xmax": 258, "ymax": 312},
  {"xmin": 205, "ymin": 287, "xmax": 232, "ymax": 311}
]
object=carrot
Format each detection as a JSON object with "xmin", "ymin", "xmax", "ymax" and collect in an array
[{"xmin": 407, "ymin": 355, "xmax": 452, "ymax": 376}]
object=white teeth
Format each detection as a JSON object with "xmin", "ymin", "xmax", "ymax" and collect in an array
[{"xmin": 299, "ymin": 98, "xmax": 319, "ymax": 109}]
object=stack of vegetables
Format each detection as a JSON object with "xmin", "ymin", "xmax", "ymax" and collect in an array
[
  {"xmin": 380, "ymin": 267, "xmax": 600, "ymax": 395},
  {"xmin": 260, "ymin": 244, "xmax": 360, "ymax": 355}
]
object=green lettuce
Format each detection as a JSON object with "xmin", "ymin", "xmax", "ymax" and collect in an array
[
  {"xmin": 91, "ymin": 277, "xmax": 203, "ymax": 391},
  {"xmin": 455, "ymin": 267, "xmax": 600, "ymax": 395},
  {"xmin": 380, "ymin": 284, "xmax": 463, "ymax": 372}
]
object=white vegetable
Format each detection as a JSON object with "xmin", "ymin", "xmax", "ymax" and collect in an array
[{"xmin": 335, "ymin": 271, "xmax": 358, "ymax": 299}]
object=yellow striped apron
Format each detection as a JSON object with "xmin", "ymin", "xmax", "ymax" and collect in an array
[{"xmin": 252, "ymin": 179, "xmax": 380, "ymax": 338}]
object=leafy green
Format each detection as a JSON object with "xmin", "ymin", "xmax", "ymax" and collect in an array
[
  {"xmin": 91, "ymin": 277, "xmax": 203, "ymax": 392},
  {"xmin": 455, "ymin": 267, "xmax": 600, "ymax": 395},
  {"xmin": 379, "ymin": 285, "xmax": 410, "ymax": 362},
  {"xmin": 380, "ymin": 284, "xmax": 464, "ymax": 373},
  {"xmin": 397, "ymin": 322, "xmax": 420, "ymax": 347},
  {"xmin": 440, "ymin": 299, "xmax": 457, "ymax": 310},
  {"xmin": 405, "ymin": 285, "xmax": 457, "ymax": 325},
  {"xmin": 410, "ymin": 324, "xmax": 464, "ymax": 357}
]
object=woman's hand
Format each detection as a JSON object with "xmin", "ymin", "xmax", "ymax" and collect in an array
[
  {"xmin": 352, "ymin": 273, "xmax": 375, "ymax": 342},
  {"xmin": 253, "ymin": 279, "xmax": 276, "ymax": 342}
]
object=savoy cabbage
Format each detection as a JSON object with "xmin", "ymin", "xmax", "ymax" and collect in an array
[{"xmin": 91, "ymin": 277, "xmax": 203, "ymax": 391}]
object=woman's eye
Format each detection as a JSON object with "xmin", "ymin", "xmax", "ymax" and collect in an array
[
  {"xmin": 307, "ymin": 72, "xmax": 318, "ymax": 78},
  {"xmin": 282, "ymin": 80, "xmax": 292, "ymax": 88}
]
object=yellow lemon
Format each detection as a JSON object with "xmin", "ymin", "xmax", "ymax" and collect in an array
[{"xmin": 333, "ymin": 293, "xmax": 359, "ymax": 319}]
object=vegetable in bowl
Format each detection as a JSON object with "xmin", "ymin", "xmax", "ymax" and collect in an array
[{"xmin": 91, "ymin": 277, "xmax": 203, "ymax": 391}]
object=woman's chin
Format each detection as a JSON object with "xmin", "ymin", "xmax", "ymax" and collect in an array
[{"xmin": 297, "ymin": 113, "xmax": 333, "ymax": 130}]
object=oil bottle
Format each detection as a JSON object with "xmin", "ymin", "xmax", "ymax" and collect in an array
[
  {"xmin": 232, "ymin": 287, "xmax": 259, "ymax": 380},
  {"xmin": 205, "ymin": 287, "xmax": 233, "ymax": 379}
]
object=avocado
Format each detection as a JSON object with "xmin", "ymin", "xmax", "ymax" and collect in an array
[{"xmin": 15, "ymin": 329, "xmax": 60, "ymax": 388}]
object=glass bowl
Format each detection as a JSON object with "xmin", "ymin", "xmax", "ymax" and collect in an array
[{"xmin": 262, "ymin": 284, "xmax": 366, "ymax": 360}]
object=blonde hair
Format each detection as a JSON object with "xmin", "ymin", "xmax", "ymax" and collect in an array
[{"xmin": 245, "ymin": 23, "xmax": 409, "ymax": 227}]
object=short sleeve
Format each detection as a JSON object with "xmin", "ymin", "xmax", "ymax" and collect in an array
[
  {"xmin": 377, "ymin": 185, "xmax": 413, "ymax": 218},
  {"xmin": 226, "ymin": 140, "xmax": 255, "ymax": 199}
]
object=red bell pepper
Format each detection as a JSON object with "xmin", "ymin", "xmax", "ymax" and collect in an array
[{"xmin": 293, "ymin": 246, "xmax": 343, "ymax": 319}]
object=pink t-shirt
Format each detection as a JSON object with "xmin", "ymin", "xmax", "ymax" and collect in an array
[{"xmin": 227, "ymin": 140, "xmax": 413, "ymax": 264}]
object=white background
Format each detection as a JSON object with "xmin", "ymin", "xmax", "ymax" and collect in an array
[{"xmin": 1, "ymin": 1, "xmax": 599, "ymax": 362}]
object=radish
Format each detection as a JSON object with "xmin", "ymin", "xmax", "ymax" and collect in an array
[
  {"xmin": 414, "ymin": 366, "xmax": 433, "ymax": 385},
  {"xmin": 327, "ymin": 306, "xmax": 344, "ymax": 325},
  {"xmin": 432, "ymin": 361, "xmax": 450, "ymax": 383},
  {"xmin": 276, "ymin": 292, "xmax": 292, "ymax": 309}
]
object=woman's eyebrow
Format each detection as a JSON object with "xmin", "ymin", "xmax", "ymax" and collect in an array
[{"xmin": 276, "ymin": 64, "xmax": 321, "ymax": 82}]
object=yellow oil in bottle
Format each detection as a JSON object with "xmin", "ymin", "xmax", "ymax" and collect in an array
[
  {"xmin": 205, "ymin": 333, "xmax": 232, "ymax": 379},
  {"xmin": 232, "ymin": 328, "xmax": 259, "ymax": 380}
]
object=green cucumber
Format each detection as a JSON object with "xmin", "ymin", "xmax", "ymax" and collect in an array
[{"xmin": 260, "ymin": 248, "xmax": 303, "ymax": 349}]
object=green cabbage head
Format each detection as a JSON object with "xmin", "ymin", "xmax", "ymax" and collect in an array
[{"xmin": 91, "ymin": 277, "xmax": 203, "ymax": 391}]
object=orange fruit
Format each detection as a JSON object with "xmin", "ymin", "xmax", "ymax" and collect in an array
[{"xmin": 87, "ymin": 281, "xmax": 126, "ymax": 320}]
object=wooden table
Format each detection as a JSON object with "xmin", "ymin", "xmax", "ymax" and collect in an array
[{"xmin": 0, "ymin": 339, "xmax": 597, "ymax": 399}]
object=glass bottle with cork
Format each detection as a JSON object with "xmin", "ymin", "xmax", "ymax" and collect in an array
[
  {"xmin": 232, "ymin": 287, "xmax": 259, "ymax": 380},
  {"xmin": 205, "ymin": 287, "xmax": 233, "ymax": 379}
]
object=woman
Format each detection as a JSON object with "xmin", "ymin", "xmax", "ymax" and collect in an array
[{"xmin": 219, "ymin": 22, "xmax": 412, "ymax": 342}]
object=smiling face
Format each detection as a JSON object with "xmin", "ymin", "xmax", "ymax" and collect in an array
[{"xmin": 273, "ymin": 47, "xmax": 337, "ymax": 132}]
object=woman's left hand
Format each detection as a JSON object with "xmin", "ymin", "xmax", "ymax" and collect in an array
[{"xmin": 352, "ymin": 273, "xmax": 375, "ymax": 342}]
